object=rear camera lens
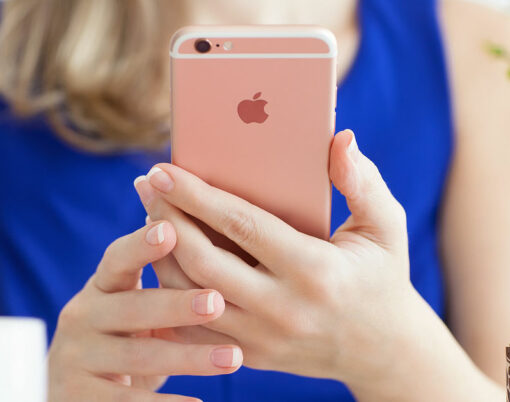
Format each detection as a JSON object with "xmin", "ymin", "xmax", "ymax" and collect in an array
[{"xmin": 195, "ymin": 39, "xmax": 211, "ymax": 53}]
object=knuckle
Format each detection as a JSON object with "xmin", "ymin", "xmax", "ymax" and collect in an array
[
  {"xmin": 103, "ymin": 237, "xmax": 122, "ymax": 261},
  {"xmin": 361, "ymin": 159, "xmax": 388, "ymax": 199},
  {"xmin": 390, "ymin": 199, "xmax": 407, "ymax": 229},
  {"xmin": 221, "ymin": 208, "xmax": 258, "ymax": 245},
  {"xmin": 58, "ymin": 297, "xmax": 86, "ymax": 330},
  {"xmin": 300, "ymin": 263, "xmax": 337, "ymax": 298},
  {"xmin": 265, "ymin": 297, "xmax": 316, "ymax": 339},
  {"xmin": 364, "ymin": 158, "xmax": 383, "ymax": 187},
  {"xmin": 394, "ymin": 201, "xmax": 407, "ymax": 224},
  {"xmin": 249, "ymin": 342, "xmax": 273, "ymax": 363},
  {"xmin": 305, "ymin": 274, "xmax": 332, "ymax": 296},
  {"xmin": 100, "ymin": 238, "xmax": 125, "ymax": 274},
  {"xmin": 276, "ymin": 311, "xmax": 318, "ymax": 343},
  {"xmin": 279, "ymin": 316, "xmax": 302, "ymax": 337}
]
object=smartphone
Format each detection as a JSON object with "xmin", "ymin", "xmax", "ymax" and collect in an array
[{"xmin": 170, "ymin": 26, "xmax": 337, "ymax": 247}]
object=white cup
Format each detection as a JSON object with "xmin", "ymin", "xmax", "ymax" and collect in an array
[{"xmin": 0, "ymin": 317, "xmax": 47, "ymax": 402}]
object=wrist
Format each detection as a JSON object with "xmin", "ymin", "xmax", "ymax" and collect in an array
[
  {"xmin": 338, "ymin": 287, "xmax": 422, "ymax": 400},
  {"xmin": 344, "ymin": 289, "xmax": 503, "ymax": 402}
]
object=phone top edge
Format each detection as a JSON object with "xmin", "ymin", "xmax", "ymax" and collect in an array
[{"xmin": 170, "ymin": 25, "xmax": 338, "ymax": 59}]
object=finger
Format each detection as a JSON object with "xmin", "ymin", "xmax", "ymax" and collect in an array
[
  {"xmin": 156, "ymin": 203, "xmax": 272, "ymax": 309},
  {"xmin": 94, "ymin": 221, "xmax": 176, "ymax": 293},
  {"xmin": 201, "ymin": 302, "xmax": 253, "ymax": 341},
  {"xmin": 83, "ymin": 376, "xmax": 202, "ymax": 402},
  {"xmin": 134, "ymin": 177, "xmax": 198, "ymax": 290},
  {"xmin": 90, "ymin": 288, "xmax": 225, "ymax": 333},
  {"xmin": 329, "ymin": 130, "xmax": 407, "ymax": 247},
  {"xmin": 84, "ymin": 335, "xmax": 243, "ymax": 376},
  {"xmin": 160, "ymin": 324, "xmax": 238, "ymax": 346},
  {"xmin": 144, "ymin": 164, "xmax": 320, "ymax": 274},
  {"xmin": 135, "ymin": 177, "xmax": 273, "ymax": 309},
  {"xmin": 153, "ymin": 253, "xmax": 199, "ymax": 290},
  {"xmin": 149, "ymin": 260, "xmax": 237, "ymax": 346},
  {"xmin": 198, "ymin": 301, "xmax": 283, "ymax": 354}
]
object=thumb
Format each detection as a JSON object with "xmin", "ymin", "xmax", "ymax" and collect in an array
[{"xmin": 329, "ymin": 130, "xmax": 407, "ymax": 247}]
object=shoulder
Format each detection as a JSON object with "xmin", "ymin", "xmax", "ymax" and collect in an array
[
  {"xmin": 440, "ymin": 0, "xmax": 510, "ymax": 37},
  {"xmin": 440, "ymin": 0, "xmax": 510, "ymax": 67},
  {"xmin": 439, "ymin": 0, "xmax": 510, "ymax": 139}
]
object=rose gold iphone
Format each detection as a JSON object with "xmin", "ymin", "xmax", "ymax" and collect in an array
[{"xmin": 170, "ymin": 26, "xmax": 337, "ymax": 242}]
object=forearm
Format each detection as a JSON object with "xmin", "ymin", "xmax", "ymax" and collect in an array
[{"xmin": 346, "ymin": 289, "xmax": 504, "ymax": 402}]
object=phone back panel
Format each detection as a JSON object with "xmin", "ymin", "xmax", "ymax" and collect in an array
[{"xmin": 170, "ymin": 26, "xmax": 337, "ymax": 240}]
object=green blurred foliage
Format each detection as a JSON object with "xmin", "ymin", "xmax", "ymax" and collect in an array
[{"xmin": 486, "ymin": 42, "xmax": 510, "ymax": 79}]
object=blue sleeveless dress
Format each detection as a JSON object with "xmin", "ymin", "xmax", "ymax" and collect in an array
[{"xmin": 0, "ymin": 0, "xmax": 452, "ymax": 400}]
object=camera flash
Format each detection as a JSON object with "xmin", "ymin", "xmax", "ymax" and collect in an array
[{"xmin": 223, "ymin": 41, "xmax": 233, "ymax": 51}]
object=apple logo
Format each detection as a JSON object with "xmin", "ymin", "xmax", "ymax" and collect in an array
[{"xmin": 237, "ymin": 92, "xmax": 269, "ymax": 124}]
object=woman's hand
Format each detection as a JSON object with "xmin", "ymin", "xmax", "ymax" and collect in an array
[
  {"xmin": 135, "ymin": 130, "xmax": 501, "ymax": 401},
  {"xmin": 134, "ymin": 130, "xmax": 412, "ymax": 380},
  {"xmin": 48, "ymin": 221, "xmax": 243, "ymax": 402}
]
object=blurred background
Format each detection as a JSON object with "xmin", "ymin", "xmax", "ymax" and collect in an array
[{"xmin": 470, "ymin": 0, "xmax": 510, "ymax": 9}]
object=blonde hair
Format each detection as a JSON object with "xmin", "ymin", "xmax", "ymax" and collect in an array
[{"xmin": 0, "ymin": 0, "xmax": 178, "ymax": 152}]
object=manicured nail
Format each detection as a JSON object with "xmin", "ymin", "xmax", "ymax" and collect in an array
[
  {"xmin": 346, "ymin": 130, "xmax": 358, "ymax": 156},
  {"xmin": 133, "ymin": 175, "xmax": 155, "ymax": 206},
  {"xmin": 147, "ymin": 167, "xmax": 174, "ymax": 192},
  {"xmin": 145, "ymin": 215, "xmax": 151, "ymax": 225},
  {"xmin": 146, "ymin": 167, "xmax": 161, "ymax": 180},
  {"xmin": 192, "ymin": 292, "xmax": 217, "ymax": 315},
  {"xmin": 133, "ymin": 175, "xmax": 146, "ymax": 188},
  {"xmin": 210, "ymin": 347, "xmax": 243, "ymax": 368},
  {"xmin": 145, "ymin": 222, "xmax": 166, "ymax": 245}
]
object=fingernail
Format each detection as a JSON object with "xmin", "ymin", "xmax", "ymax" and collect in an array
[
  {"xmin": 133, "ymin": 175, "xmax": 146, "ymax": 188},
  {"xmin": 147, "ymin": 167, "xmax": 174, "ymax": 192},
  {"xmin": 346, "ymin": 130, "xmax": 358, "ymax": 156},
  {"xmin": 192, "ymin": 292, "xmax": 218, "ymax": 315},
  {"xmin": 145, "ymin": 222, "xmax": 166, "ymax": 245},
  {"xmin": 210, "ymin": 347, "xmax": 243, "ymax": 368},
  {"xmin": 145, "ymin": 215, "xmax": 151, "ymax": 225},
  {"xmin": 134, "ymin": 175, "xmax": 155, "ymax": 206},
  {"xmin": 146, "ymin": 167, "xmax": 161, "ymax": 180}
]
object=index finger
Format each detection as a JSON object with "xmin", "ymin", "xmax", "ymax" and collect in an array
[
  {"xmin": 146, "ymin": 164, "xmax": 321, "ymax": 273},
  {"xmin": 94, "ymin": 220, "xmax": 176, "ymax": 293}
]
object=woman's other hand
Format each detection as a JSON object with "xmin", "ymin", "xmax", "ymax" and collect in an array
[{"xmin": 48, "ymin": 221, "xmax": 242, "ymax": 402}]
